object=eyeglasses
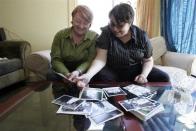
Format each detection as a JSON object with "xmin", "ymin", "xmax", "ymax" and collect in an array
[{"xmin": 73, "ymin": 19, "xmax": 90, "ymax": 29}]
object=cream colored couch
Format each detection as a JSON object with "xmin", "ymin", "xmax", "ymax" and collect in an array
[
  {"xmin": 151, "ymin": 37, "xmax": 196, "ymax": 85},
  {"xmin": 26, "ymin": 36, "xmax": 196, "ymax": 84}
]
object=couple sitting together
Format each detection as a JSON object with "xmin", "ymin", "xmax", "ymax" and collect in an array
[{"xmin": 50, "ymin": 3, "xmax": 170, "ymax": 90}]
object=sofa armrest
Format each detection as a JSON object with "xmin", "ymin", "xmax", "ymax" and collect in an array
[
  {"xmin": 0, "ymin": 40, "xmax": 31, "ymax": 65},
  {"xmin": 26, "ymin": 50, "xmax": 51, "ymax": 80},
  {"xmin": 162, "ymin": 51, "xmax": 196, "ymax": 76}
]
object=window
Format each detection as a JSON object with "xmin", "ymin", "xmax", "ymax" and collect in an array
[{"xmin": 77, "ymin": 0, "xmax": 137, "ymax": 34}]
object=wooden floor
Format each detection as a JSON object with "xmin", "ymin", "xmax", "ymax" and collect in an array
[{"xmin": 0, "ymin": 81, "xmax": 48, "ymax": 118}]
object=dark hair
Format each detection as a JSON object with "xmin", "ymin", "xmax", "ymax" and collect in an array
[{"xmin": 109, "ymin": 3, "xmax": 134, "ymax": 25}]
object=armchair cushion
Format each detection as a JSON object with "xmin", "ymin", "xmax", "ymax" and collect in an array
[
  {"xmin": 0, "ymin": 41, "xmax": 31, "ymax": 66},
  {"xmin": 0, "ymin": 58, "xmax": 22, "ymax": 75}
]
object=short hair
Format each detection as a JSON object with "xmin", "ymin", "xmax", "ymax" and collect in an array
[
  {"xmin": 72, "ymin": 5, "xmax": 93, "ymax": 24},
  {"xmin": 109, "ymin": 3, "xmax": 134, "ymax": 25}
]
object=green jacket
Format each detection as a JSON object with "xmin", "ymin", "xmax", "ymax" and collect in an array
[{"xmin": 51, "ymin": 27, "xmax": 98, "ymax": 75}]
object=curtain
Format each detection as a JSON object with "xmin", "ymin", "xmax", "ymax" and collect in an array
[
  {"xmin": 136, "ymin": 0, "xmax": 161, "ymax": 38},
  {"xmin": 67, "ymin": 0, "xmax": 77, "ymax": 27},
  {"xmin": 161, "ymin": 0, "xmax": 196, "ymax": 54}
]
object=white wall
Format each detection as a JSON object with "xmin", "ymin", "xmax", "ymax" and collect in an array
[{"xmin": 0, "ymin": 0, "xmax": 69, "ymax": 51}]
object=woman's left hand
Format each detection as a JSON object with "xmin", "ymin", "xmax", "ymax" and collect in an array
[
  {"xmin": 67, "ymin": 70, "xmax": 80, "ymax": 82},
  {"xmin": 134, "ymin": 74, "xmax": 148, "ymax": 84}
]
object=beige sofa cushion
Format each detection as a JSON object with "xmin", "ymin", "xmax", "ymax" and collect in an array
[
  {"xmin": 154, "ymin": 65, "xmax": 187, "ymax": 86},
  {"xmin": 150, "ymin": 37, "xmax": 167, "ymax": 65}
]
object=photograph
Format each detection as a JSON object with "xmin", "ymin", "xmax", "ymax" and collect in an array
[
  {"xmin": 103, "ymin": 87, "xmax": 127, "ymax": 97},
  {"xmin": 52, "ymin": 95, "xmax": 85, "ymax": 110},
  {"xmin": 123, "ymin": 84, "xmax": 151, "ymax": 96},
  {"xmin": 87, "ymin": 101, "xmax": 119, "ymax": 118},
  {"xmin": 118, "ymin": 97, "xmax": 157, "ymax": 111},
  {"xmin": 79, "ymin": 88, "xmax": 103, "ymax": 101},
  {"xmin": 54, "ymin": 71, "xmax": 75, "ymax": 85},
  {"xmin": 89, "ymin": 109, "xmax": 123, "ymax": 125},
  {"xmin": 56, "ymin": 101, "xmax": 92, "ymax": 115},
  {"xmin": 130, "ymin": 102, "xmax": 164, "ymax": 121},
  {"xmin": 135, "ymin": 100, "xmax": 162, "ymax": 115}
]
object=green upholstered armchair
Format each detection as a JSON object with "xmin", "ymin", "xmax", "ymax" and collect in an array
[{"xmin": 0, "ymin": 41, "xmax": 31, "ymax": 89}]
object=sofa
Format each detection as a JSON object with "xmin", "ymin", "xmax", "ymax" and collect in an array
[
  {"xmin": 0, "ymin": 40, "xmax": 31, "ymax": 89},
  {"xmin": 25, "ymin": 36, "xmax": 196, "ymax": 86}
]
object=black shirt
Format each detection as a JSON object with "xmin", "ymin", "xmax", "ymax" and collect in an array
[{"xmin": 96, "ymin": 25, "xmax": 153, "ymax": 68}]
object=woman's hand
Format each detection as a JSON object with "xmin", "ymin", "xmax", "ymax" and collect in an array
[
  {"xmin": 134, "ymin": 74, "xmax": 148, "ymax": 84},
  {"xmin": 67, "ymin": 70, "xmax": 80, "ymax": 82},
  {"xmin": 76, "ymin": 74, "xmax": 91, "ymax": 89}
]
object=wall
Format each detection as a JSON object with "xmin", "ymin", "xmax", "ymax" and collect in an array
[{"xmin": 0, "ymin": 0, "xmax": 74, "ymax": 52}]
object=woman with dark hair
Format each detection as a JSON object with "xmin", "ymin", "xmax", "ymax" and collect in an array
[{"xmin": 77, "ymin": 3, "xmax": 169, "ymax": 87}]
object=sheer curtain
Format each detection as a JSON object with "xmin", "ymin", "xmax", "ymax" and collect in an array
[
  {"xmin": 136, "ymin": 0, "xmax": 161, "ymax": 38},
  {"xmin": 161, "ymin": 0, "xmax": 196, "ymax": 54},
  {"xmin": 77, "ymin": 0, "xmax": 137, "ymax": 34}
]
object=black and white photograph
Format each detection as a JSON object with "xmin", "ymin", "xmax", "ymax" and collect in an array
[
  {"xmin": 130, "ymin": 101, "xmax": 164, "ymax": 121},
  {"xmin": 135, "ymin": 102, "xmax": 160, "ymax": 115},
  {"xmin": 56, "ymin": 101, "xmax": 92, "ymax": 115},
  {"xmin": 118, "ymin": 97, "xmax": 157, "ymax": 111},
  {"xmin": 123, "ymin": 84, "xmax": 151, "ymax": 96},
  {"xmin": 103, "ymin": 87, "xmax": 127, "ymax": 97},
  {"xmin": 52, "ymin": 95, "xmax": 84, "ymax": 110},
  {"xmin": 79, "ymin": 88, "xmax": 103, "ymax": 101},
  {"xmin": 87, "ymin": 101, "xmax": 120, "ymax": 118},
  {"xmin": 89, "ymin": 109, "xmax": 124, "ymax": 125}
]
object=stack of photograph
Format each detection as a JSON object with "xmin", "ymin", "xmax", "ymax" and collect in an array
[
  {"xmin": 118, "ymin": 97, "xmax": 164, "ymax": 121},
  {"xmin": 123, "ymin": 84, "xmax": 157, "ymax": 98},
  {"xmin": 103, "ymin": 86, "xmax": 127, "ymax": 97},
  {"xmin": 52, "ymin": 87, "xmax": 124, "ymax": 125}
]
